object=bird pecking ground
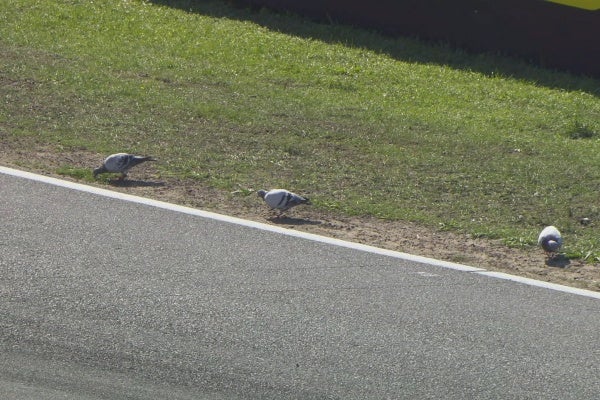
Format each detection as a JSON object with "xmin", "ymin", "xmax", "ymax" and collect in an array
[{"xmin": 2, "ymin": 144, "xmax": 599, "ymax": 292}]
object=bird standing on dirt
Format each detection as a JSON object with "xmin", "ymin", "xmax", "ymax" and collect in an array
[
  {"xmin": 538, "ymin": 225, "xmax": 563, "ymax": 258},
  {"xmin": 257, "ymin": 188, "xmax": 311, "ymax": 217},
  {"xmin": 93, "ymin": 153, "xmax": 156, "ymax": 180}
]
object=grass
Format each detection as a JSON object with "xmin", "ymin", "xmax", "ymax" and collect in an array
[{"xmin": 1, "ymin": 0, "xmax": 599, "ymax": 260}]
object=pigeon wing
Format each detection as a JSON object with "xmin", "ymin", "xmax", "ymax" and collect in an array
[
  {"xmin": 263, "ymin": 189, "xmax": 288, "ymax": 209},
  {"xmin": 282, "ymin": 192, "xmax": 310, "ymax": 211},
  {"xmin": 103, "ymin": 153, "xmax": 133, "ymax": 173},
  {"xmin": 263, "ymin": 189, "xmax": 310, "ymax": 211},
  {"xmin": 103, "ymin": 153, "xmax": 155, "ymax": 173}
]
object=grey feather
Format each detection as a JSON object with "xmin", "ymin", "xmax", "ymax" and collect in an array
[
  {"xmin": 93, "ymin": 153, "xmax": 156, "ymax": 178},
  {"xmin": 538, "ymin": 226, "xmax": 563, "ymax": 254},
  {"xmin": 257, "ymin": 189, "xmax": 311, "ymax": 212}
]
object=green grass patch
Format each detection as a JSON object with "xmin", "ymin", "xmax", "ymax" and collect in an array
[
  {"xmin": 1, "ymin": 0, "xmax": 600, "ymax": 260},
  {"xmin": 56, "ymin": 165, "xmax": 94, "ymax": 181}
]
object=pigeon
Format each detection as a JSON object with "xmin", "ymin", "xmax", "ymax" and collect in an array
[
  {"xmin": 257, "ymin": 189, "xmax": 311, "ymax": 217},
  {"xmin": 93, "ymin": 153, "xmax": 156, "ymax": 180},
  {"xmin": 538, "ymin": 226, "xmax": 563, "ymax": 257}
]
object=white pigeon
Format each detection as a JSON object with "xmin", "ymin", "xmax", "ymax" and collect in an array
[
  {"xmin": 538, "ymin": 226, "xmax": 563, "ymax": 257},
  {"xmin": 93, "ymin": 153, "xmax": 156, "ymax": 180},
  {"xmin": 257, "ymin": 189, "xmax": 311, "ymax": 217}
]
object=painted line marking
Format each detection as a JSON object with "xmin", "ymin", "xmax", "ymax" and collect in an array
[
  {"xmin": 416, "ymin": 271, "xmax": 441, "ymax": 278},
  {"xmin": 2, "ymin": 165, "xmax": 599, "ymax": 300}
]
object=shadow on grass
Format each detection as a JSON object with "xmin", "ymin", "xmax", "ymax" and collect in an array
[
  {"xmin": 268, "ymin": 216, "xmax": 322, "ymax": 226},
  {"xmin": 109, "ymin": 179, "xmax": 166, "ymax": 188},
  {"xmin": 545, "ymin": 254, "xmax": 571, "ymax": 268},
  {"xmin": 148, "ymin": 0, "xmax": 600, "ymax": 96}
]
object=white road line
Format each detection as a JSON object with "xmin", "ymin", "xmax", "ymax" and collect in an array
[{"xmin": 2, "ymin": 165, "xmax": 599, "ymax": 300}]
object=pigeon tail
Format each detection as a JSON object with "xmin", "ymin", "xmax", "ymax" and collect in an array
[{"xmin": 128, "ymin": 155, "xmax": 157, "ymax": 168}]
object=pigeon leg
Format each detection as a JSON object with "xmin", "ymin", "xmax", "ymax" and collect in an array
[{"xmin": 272, "ymin": 210, "xmax": 284, "ymax": 219}]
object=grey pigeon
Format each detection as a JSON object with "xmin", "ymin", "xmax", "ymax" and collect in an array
[
  {"xmin": 93, "ymin": 153, "xmax": 156, "ymax": 180},
  {"xmin": 257, "ymin": 189, "xmax": 311, "ymax": 217},
  {"xmin": 538, "ymin": 225, "xmax": 563, "ymax": 257}
]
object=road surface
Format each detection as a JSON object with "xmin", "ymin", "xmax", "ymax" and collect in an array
[{"xmin": 1, "ymin": 168, "xmax": 599, "ymax": 399}]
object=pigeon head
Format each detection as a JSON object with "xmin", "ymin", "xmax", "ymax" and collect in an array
[
  {"xmin": 93, "ymin": 166, "xmax": 107, "ymax": 178},
  {"xmin": 257, "ymin": 190, "xmax": 267, "ymax": 199}
]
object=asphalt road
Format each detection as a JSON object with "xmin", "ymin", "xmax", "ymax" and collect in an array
[{"xmin": 1, "ymin": 169, "xmax": 599, "ymax": 399}]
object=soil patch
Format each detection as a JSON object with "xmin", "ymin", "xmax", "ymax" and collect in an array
[{"xmin": 2, "ymin": 144, "xmax": 598, "ymax": 292}]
